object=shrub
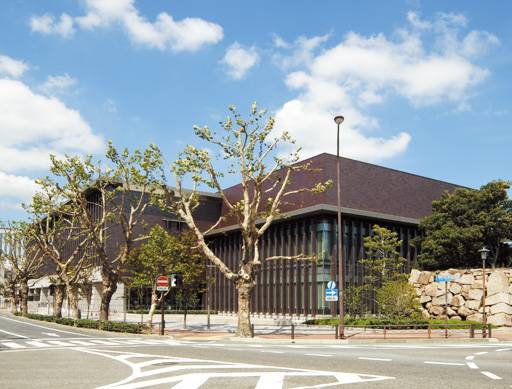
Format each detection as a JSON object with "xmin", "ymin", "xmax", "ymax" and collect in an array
[
  {"xmin": 101, "ymin": 321, "xmax": 144, "ymax": 334},
  {"xmin": 376, "ymin": 281, "xmax": 421, "ymax": 319}
]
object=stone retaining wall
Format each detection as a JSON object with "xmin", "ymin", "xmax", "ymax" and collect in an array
[{"xmin": 409, "ymin": 268, "xmax": 512, "ymax": 326}]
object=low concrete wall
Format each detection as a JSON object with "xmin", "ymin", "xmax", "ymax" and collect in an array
[{"xmin": 409, "ymin": 268, "xmax": 512, "ymax": 326}]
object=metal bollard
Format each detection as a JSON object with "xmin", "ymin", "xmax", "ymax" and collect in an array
[
  {"xmin": 335, "ymin": 325, "xmax": 339, "ymax": 339},
  {"xmin": 251, "ymin": 324, "xmax": 255, "ymax": 338},
  {"xmin": 427, "ymin": 324, "xmax": 431, "ymax": 339},
  {"xmin": 291, "ymin": 324, "xmax": 295, "ymax": 340},
  {"xmin": 469, "ymin": 324, "xmax": 474, "ymax": 338},
  {"xmin": 487, "ymin": 324, "xmax": 492, "ymax": 338},
  {"xmin": 383, "ymin": 325, "xmax": 387, "ymax": 339}
]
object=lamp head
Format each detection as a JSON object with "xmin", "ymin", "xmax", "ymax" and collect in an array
[
  {"xmin": 479, "ymin": 247, "xmax": 490, "ymax": 260},
  {"xmin": 334, "ymin": 115, "xmax": 344, "ymax": 125}
]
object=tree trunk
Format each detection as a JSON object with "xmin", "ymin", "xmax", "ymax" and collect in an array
[
  {"xmin": 100, "ymin": 268, "xmax": 118, "ymax": 322},
  {"xmin": 235, "ymin": 281, "xmax": 253, "ymax": 337},
  {"xmin": 8, "ymin": 282, "xmax": 17, "ymax": 314},
  {"xmin": 20, "ymin": 279, "xmax": 29, "ymax": 317},
  {"xmin": 53, "ymin": 284, "xmax": 65, "ymax": 318},
  {"xmin": 66, "ymin": 284, "xmax": 81, "ymax": 320},
  {"xmin": 146, "ymin": 289, "xmax": 159, "ymax": 326}
]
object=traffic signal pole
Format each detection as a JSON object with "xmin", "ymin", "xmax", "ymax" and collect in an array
[{"xmin": 160, "ymin": 291, "xmax": 165, "ymax": 336}]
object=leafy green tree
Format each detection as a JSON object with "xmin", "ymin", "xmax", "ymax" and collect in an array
[
  {"xmin": 376, "ymin": 281, "xmax": 420, "ymax": 319},
  {"xmin": 157, "ymin": 103, "xmax": 330, "ymax": 337},
  {"xmin": 362, "ymin": 225, "xmax": 407, "ymax": 286},
  {"xmin": 360, "ymin": 225, "xmax": 407, "ymax": 315},
  {"xmin": 417, "ymin": 180, "xmax": 512, "ymax": 269},
  {"xmin": 125, "ymin": 226, "xmax": 204, "ymax": 327}
]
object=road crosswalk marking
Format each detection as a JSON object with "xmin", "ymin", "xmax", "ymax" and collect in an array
[
  {"xmin": 0, "ymin": 338, "xmax": 176, "ymax": 350},
  {"xmin": 25, "ymin": 341, "xmax": 48, "ymax": 348},
  {"xmin": 1, "ymin": 342, "xmax": 25, "ymax": 349}
]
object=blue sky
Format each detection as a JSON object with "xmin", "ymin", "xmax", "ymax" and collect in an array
[{"xmin": 0, "ymin": 0, "xmax": 511, "ymax": 219}]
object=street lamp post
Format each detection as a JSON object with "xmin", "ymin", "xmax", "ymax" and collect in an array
[
  {"xmin": 479, "ymin": 247, "xmax": 490, "ymax": 338},
  {"xmin": 334, "ymin": 115, "xmax": 345, "ymax": 339}
]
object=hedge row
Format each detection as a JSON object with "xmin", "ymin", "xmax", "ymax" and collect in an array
[
  {"xmin": 303, "ymin": 316, "xmax": 487, "ymax": 329},
  {"xmin": 14, "ymin": 312, "xmax": 145, "ymax": 333},
  {"xmin": 127, "ymin": 309, "xmax": 217, "ymax": 315}
]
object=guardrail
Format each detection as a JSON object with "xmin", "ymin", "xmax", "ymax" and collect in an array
[{"xmin": 249, "ymin": 323, "xmax": 493, "ymax": 340}]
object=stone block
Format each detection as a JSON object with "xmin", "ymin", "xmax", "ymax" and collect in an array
[
  {"xmin": 429, "ymin": 305, "xmax": 444, "ymax": 316},
  {"xmin": 473, "ymin": 280, "xmax": 483, "ymax": 289},
  {"xmin": 409, "ymin": 269, "xmax": 421, "ymax": 284},
  {"xmin": 449, "ymin": 283, "xmax": 462, "ymax": 295},
  {"xmin": 466, "ymin": 300, "xmax": 481, "ymax": 310},
  {"xmin": 447, "ymin": 307, "xmax": 457, "ymax": 317},
  {"xmin": 467, "ymin": 313, "xmax": 483, "ymax": 322},
  {"xmin": 468, "ymin": 289, "xmax": 483, "ymax": 301},
  {"xmin": 417, "ymin": 271, "xmax": 432, "ymax": 285},
  {"xmin": 487, "ymin": 313, "xmax": 512, "ymax": 327},
  {"xmin": 486, "ymin": 292, "xmax": 512, "ymax": 306},
  {"xmin": 487, "ymin": 271, "xmax": 510, "ymax": 296},
  {"xmin": 450, "ymin": 315, "xmax": 461, "ymax": 321},
  {"xmin": 419, "ymin": 294, "xmax": 432, "ymax": 304},
  {"xmin": 421, "ymin": 309, "xmax": 430, "ymax": 319},
  {"xmin": 432, "ymin": 293, "xmax": 453, "ymax": 306},
  {"xmin": 490, "ymin": 303, "xmax": 512, "ymax": 315},
  {"xmin": 457, "ymin": 274, "xmax": 474, "ymax": 285},
  {"xmin": 451, "ymin": 295, "xmax": 465, "ymax": 307},
  {"xmin": 425, "ymin": 283, "xmax": 439, "ymax": 297},
  {"xmin": 457, "ymin": 306, "xmax": 474, "ymax": 318}
]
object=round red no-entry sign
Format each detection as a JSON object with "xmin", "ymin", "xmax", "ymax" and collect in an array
[{"xmin": 156, "ymin": 276, "xmax": 169, "ymax": 290}]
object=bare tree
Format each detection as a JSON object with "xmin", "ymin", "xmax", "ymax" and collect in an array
[
  {"xmin": 0, "ymin": 222, "xmax": 44, "ymax": 317},
  {"xmin": 158, "ymin": 103, "xmax": 331, "ymax": 336},
  {"xmin": 26, "ymin": 182, "xmax": 92, "ymax": 320},
  {"xmin": 45, "ymin": 142, "xmax": 164, "ymax": 321}
]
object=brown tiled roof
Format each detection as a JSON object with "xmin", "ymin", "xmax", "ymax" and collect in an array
[{"xmin": 217, "ymin": 153, "xmax": 461, "ymax": 227}]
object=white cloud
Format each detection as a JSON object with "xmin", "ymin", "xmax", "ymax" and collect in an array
[
  {"xmin": 0, "ymin": 76, "xmax": 105, "ymax": 213},
  {"xmin": 222, "ymin": 43, "xmax": 259, "ymax": 80},
  {"xmin": 0, "ymin": 172, "xmax": 38, "ymax": 205},
  {"xmin": 0, "ymin": 55, "xmax": 28, "ymax": 78},
  {"xmin": 31, "ymin": 0, "xmax": 223, "ymax": 52},
  {"xmin": 274, "ymin": 12, "xmax": 498, "ymax": 162},
  {"xmin": 39, "ymin": 73, "xmax": 77, "ymax": 95},
  {"xmin": 273, "ymin": 34, "xmax": 330, "ymax": 69},
  {"xmin": 30, "ymin": 13, "xmax": 75, "ymax": 38}
]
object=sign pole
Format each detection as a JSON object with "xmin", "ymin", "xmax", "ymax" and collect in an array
[
  {"xmin": 160, "ymin": 291, "xmax": 165, "ymax": 336},
  {"xmin": 445, "ymin": 280, "xmax": 448, "ymax": 338}
]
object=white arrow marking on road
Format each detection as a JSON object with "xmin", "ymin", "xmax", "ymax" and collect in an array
[{"xmin": 42, "ymin": 332, "xmax": 60, "ymax": 337}]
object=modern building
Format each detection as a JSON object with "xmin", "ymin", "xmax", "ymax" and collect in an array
[
  {"xmin": 206, "ymin": 153, "xmax": 460, "ymax": 317},
  {"xmin": 27, "ymin": 153, "xmax": 460, "ymax": 319}
]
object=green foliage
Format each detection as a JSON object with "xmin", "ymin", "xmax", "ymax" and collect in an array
[
  {"xmin": 362, "ymin": 225, "xmax": 407, "ymax": 285},
  {"xmin": 417, "ymin": 180, "xmax": 512, "ymax": 269},
  {"xmin": 125, "ymin": 227, "xmax": 205, "ymax": 311},
  {"xmin": 344, "ymin": 285, "xmax": 366, "ymax": 317},
  {"xmin": 303, "ymin": 317, "xmax": 485, "ymax": 329},
  {"xmin": 17, "ymin": 313, "xmax": 144, "ymax": 333},
  {"xmin": 376, "ymin": 281, "xmax": 421, "ymax": 319}
]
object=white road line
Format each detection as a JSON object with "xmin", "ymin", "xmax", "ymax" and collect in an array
[
  {"xmin": 424, "ymin": 361, "xmax": 465, "ymax": 366},
  {"xmin": 0, "ymin": 328, "xmax": 29, "ymax": 339},
  {"xmin": 89, "ymin": 340, "xmax": 122, "ymax": 345},
  {"xmin": 41, "ymin": 332, "xmax": 60, "ymax": 337},
  {"xmin": 247, "ymin": 345, "xmax": 263, "ymax": 348},
  {"xmin": 0, "ymin": 315, "xmax": 91, "ymax": 337},
  {"xmin": 1, "ymin": 342, "xmax": 26, "ymax": 349},
  {"xmin": 69, "ymin": 340, "xmax": 95, "ymax": 346},
  {"xmin": 466, "ymin": 362, "xmax": 479, "ymax": 369},
  {"xmin": 25, "ymin": 341, "xmax": 48, "ymax": 348},
  {"xmin": 496, "ymin": 348, "xmax": 512, "ymax": 352},
  {"xmin": 481, "ymin": 371, "xmax": 502, "ymax": 380},
  {"xmin": 305, "ymin": 353, "xmax": 332, "ymax": 357},
  {"xmin": 260, "ymin": 350, "xmax": 284, "ymax": 354},
  {"xmin": 475, "ymin": 351, "xmax": 488, "ymax": 355},
  {"xmin": 46, "ymin": 340, "xmax": 73, "ymax": 347},
  {"xmin": 465, "ymin": 356, "xmax": 474, "ymax": 361},
  {"xmin": 358, "ymin": 357, "xmax": 392, "ymax": 362}
]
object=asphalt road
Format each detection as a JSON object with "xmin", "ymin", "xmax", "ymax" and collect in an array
[{"xmin": 0, "ymin": 313, "xmax": 511, "ymax": 388}]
